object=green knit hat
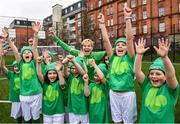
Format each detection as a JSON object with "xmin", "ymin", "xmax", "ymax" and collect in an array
[
  {"xmin": 20, "ymin": 46, "xmax": 34, "ymax": 56},
  {"xmin": 149, "ymin": 58, "xmax": 165, "ymax": 73},
  {"xmin": 115, "ymin": 37, "xmax": 127, "ymax": 46},
  {"xmin": 94, "ymin": 63, "xmax": 108, "ymax": 77},
  {"xmin": 47, "ymin": 50, "xmax": 55, "ymax": 61},
  {"xmin": 12, "ymin": 61, "xmax": 18, "ymax": 66},
  {"xmin": 45, "ymin": 63, "xmax": 56, "ymax": 74}
]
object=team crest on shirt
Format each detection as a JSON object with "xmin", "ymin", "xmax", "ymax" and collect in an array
[
  {"xmin": 71, "ymin": 78, "xmax": 84, "ymax": 95},
  {"xmin": 111, "ymin": 56, "xmax": 129, "ymax": 75},
  {"xmin": 14, "ymin": 77, "xmax": 20, "ymax": 91},
  {"xmin": 145, "ymin": 87, "xmax": 167, "ymax": 113},
  {"xmin": 22, "ymin": 63, "xmax": 34, "ymax": 80},
  {"xmin": 90, "ymin": 86, "xmax": 104, "ymax": 104},
  {"xmin": 44, "ymin": 85, "xmax": 59, "ymax": 102}
]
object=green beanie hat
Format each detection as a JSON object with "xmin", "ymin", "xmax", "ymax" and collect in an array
[
  {"xmin": 12, "ymin": 61, "xmax": 18, "ymax": 66},
  {"xmin": 68, "ymin": 62, "xmax": 73, "ymax": 68},
  {"xmin": 115, "ymin": 37, "xmax": 127, "ymax": 46},
  {"xmin": 149, "ymin": 57, "xmax": 165, "ymax": 73},
  {"xmin": 20, "ymin": 46, "xmax": 34, "ymax": 56},
  {"xmin": 94, "ymin": 63, "xmax": 108, "ymax": 77},
  {"xmin": 45, "ymin": 63, "xmax": 56, "ymax": 74},
  {"xmin": 47, "ymin": 50, "xmax": 55, "ymax": 61}
]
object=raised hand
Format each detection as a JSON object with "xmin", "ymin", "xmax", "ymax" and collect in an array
[
  {"xmin": 62, "ymin": 58, "xmax": 69, "ymax": 65},
  {"xmin": 124, "ymin": 6, "xmax": 132, "ymax": 17},
  {"xmin": 32, "ymin": 22, "xmax": 41, "ymax": 33},
  {"xmin": 135, "ymin": 38, "xmax": 149, "ymax": 55},
  {"xmin": 89, "ymin": 59, "xmax": 96, "ymax": 67},
  {"xmin": 97, "ymin": 13, "xmax": 105, "ymax": 24},
  {"xmin": 55, "ymin": 61, "xmax": 62, "ymax": 72},
  {"xmin": 154, "ymin": 38, "xmax": 170, "ymax": 58},
  {"xmin": 37, "ymin": 56, "xmax": 43, "ymax": 63},
  {"xmin": 1, "ymin": 27, "xmax": 9, "ymax": 39},
  {"xmin": 67, "ymin": 55, "xmax": 74, "ymax": 62},
  {"xmin": 83, "ymin": 74, "xmax": 89, "ymax": 83}
]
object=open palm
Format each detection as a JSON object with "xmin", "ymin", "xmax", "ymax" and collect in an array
[
  {"xmin": 154, "ymin": 38, "xmax": 170, "ymax": 57},
  {"xmin": 135, "ymin": 38, "xmax": 149, "ymax": 54},
  {"xmin": 32, "ymin": 22, "xmax": 41, "ymax": 33}
]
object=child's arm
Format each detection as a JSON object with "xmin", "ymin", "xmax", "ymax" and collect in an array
[
  {"xmin": 56, "ymin": 61, "xmax": 65, "ymax": 89},
  {"xmin": 1, "ymin": 53, "xmax": 8, "ymax": 74},
  {"xmin": 134, "ymin": 38, "xmax": 149, "ymax": 83},
  {"xmin": 98, "ymin": 13, "xmax": 113, "ymax": 57},
  {"xmin": 0, "ymin": 36, "xmax": 4, "ymax": 67},
  {"xmin": 154, "ymin": 38, "xmax": 178, "ymax": 89},
  {"xmin": 124, "ymin": 6, "xmax": 135, "ymax": 58},
  {"xmin": 62, "ymin": 57, "xmax": 70, "ymax": 78},
  {"xmin": 2, "ymin": 27, "xmax": 20, "ymax": 63},
  {"xmin": 68, "ymin": 55, "xmax": 86, "ymax": 76},
  {"xmin": 83, "ymin": 74, "xmax": 90, "ymax": 97},
  {"xmin": 36, "ymin": 56, "xmax": 44, "ymax": 83},
  {"xmin": 89, "ymin": 59, "xmax": 106, "ymax": 84},
  {"xmin": 32, "ymin": 22, "xmax": 41, "ymax": 60},
  {"xmin": 49, "ymin": 31, "xmax": 79, "ymax": 56}
]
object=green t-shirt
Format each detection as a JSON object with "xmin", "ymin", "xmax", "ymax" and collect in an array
[
  {"xmin": 88, "ymin": 82, "xmax": 109, "ymax": 123},
  {"xmin": 139, "ymin": 77, "xmax": 179, "ymax": 123},
  {"xmin": 43, "ymin": 81, "xmax": 65, "ymax": 115},
  {"xmin": 7, "ymin": 70, "xmax": 20, "ymax": 102},
  {"xmin": 54, "ymin": 37, "xmax": 106, "ymax": 80},
  {"xmin": 67, "ymin": 73, "xmax": 88, "ymax": 114},
  {"xmin": 108, "ymin": 54, "xmax": 135, "ymax": 91},
  {"xmin": 18, "ymin": 59, "xmax": 42, "ymax": 95}
]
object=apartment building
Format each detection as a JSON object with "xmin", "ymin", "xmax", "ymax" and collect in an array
[{"xmin": 86, "ymin": 0, "xmax": 180, "ymax": 46}]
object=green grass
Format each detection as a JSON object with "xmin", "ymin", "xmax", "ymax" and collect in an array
[{"xmin": 0, "ymin": 56, "xmax": 180, "ymax": 123}]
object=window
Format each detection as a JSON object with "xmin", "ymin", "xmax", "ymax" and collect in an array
[
  {"xmin": 78, "ymin": 21, "xmax": 81, "ymax": 27},
  {"xmin": 110, "ymin": 7, "xmax": 113, "ymax": 14},
  {"xmin": 131, "ymin": 0, "xmax": 136, "ymax": 8},
  {"xmin": 143, "ymin": 0, "xmax": 147, "ymax": 5},
  {"xmin": 90, "ymin": 3, "xmax": 93, "ymax": 10},
  {"xmin": 16, "ymin": 20, "xmax": 20, "ymax": 25},
  {"xmin": 159, "ymin": 22, "xmax": 165, "ymax": 32},
  {"xmin": 159, "ymin": 7, "xmax": 165, "ymax": 16},
  {"xmin": 65, "ymin": 9, "xmax": 67, "ymax": 13},
  {"xmin": 143, "ymin": 25, "xmax": 147, "ymax": 33},
  {"xmin": 107, "ymin": 20, "xmax": 110, "ymax": 26},
  {"xmin": 132, "ymin": 27, "xmax": 136, "ymax": 35},
  {"xmin": 78, "ymin": 2, "xmax": 81, "ymax": 8},
  {"xmin": 98, "ymin": 0, "xmax": 102, "ymax": 7},
  {"xmin": 132, "ymin": 13, "xmax": 136, "ymax": 21},
  {"xmin": 143, "ymin": 11, "xmax": 147, "ymax": 19},
  {"xmin": 110, "ymin": 19, "xmax": 113, "ymax": 26},
  {"xmin": 70, "ymin": 6, "xmax": 73, "ymax": 11},
  {"xmin": 107, "ymin": 8, "xmax": 110, "ymax": 15}
]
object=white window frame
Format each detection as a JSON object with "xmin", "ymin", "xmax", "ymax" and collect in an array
[
  {"xmin": 98, "ymin": 0, "xmax": 102, "ymax": 7},
  {"xmin": 159, "ymin": 22, "xmax": 165, "ymax": 32},
  {"xmin": 131, "ymin": 0, "xmax": 136, "ymax": 8},
  {"xmin": 159, "ymin": 7, "xmax": 165, "ymax": 16},
  {"xmin": 143, "ymin": 25, "xmax": 147, "ymax": 34},
  {"xmin": 132, "ymin": 13, "xmax": 136, "ymax": 21},
  {"xmin": 143, "ymin": 0, "xmax": 147, "ymax": 5},
  {"xmin": 110, "ymin": 19, "xmax": 113, "ymax": 26},
  {"xmin": 70, "ymin": 6, "xmax": 73, "ymax": 11},
  {"xmin": 143, "ymin": 11, "xmax": 147, "ymax": 19},
  {"xmin": 78, "ymin": 3, "xmax": 81, "ymax": 8}
]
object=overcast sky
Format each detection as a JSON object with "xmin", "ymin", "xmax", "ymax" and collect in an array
[{"xmin": 0, "ymin": 0, "xmax": 79, "ymax": 28}]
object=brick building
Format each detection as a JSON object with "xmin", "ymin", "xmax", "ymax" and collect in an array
[{"xmin": 86, "ymin": 0, "xmax": 180, "ymax": 47}]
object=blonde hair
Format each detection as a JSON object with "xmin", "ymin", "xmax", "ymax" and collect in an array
[{"xmin": 81, "ymin": 39, "xmax": 94, "ymax": 47}]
